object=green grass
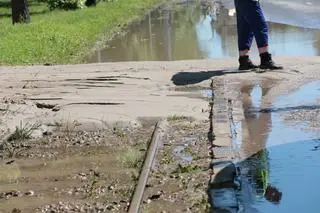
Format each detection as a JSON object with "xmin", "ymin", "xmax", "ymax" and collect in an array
[
  {"xmin": 117, "ymin": 146, "xmax": 143, "ymax": 168},
  {"xmin": 173, "ymin": 163, "xmax": 202, "ymax": 174},
  {"xmin": 0, "ymin": 0, "xmax": 161, "ymax": 65}
]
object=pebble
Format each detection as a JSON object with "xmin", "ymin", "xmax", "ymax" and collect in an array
[{"xmin": 108, "ymin": 185, "xmax": 115, "ymax": 190}]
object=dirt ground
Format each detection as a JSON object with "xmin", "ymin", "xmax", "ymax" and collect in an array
[
  {"xmin": 141, "ymin": 118, "xmax": 211, "ymax": 213},
  {"xmin": 0, "ymin": 57, "xmax": 319, "ymax": 212},
  {"xmin": 0, "ymin": 121, "xmax": 157, "ymax": 213}
]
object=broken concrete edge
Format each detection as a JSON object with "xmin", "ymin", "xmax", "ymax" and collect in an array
[{"xmin": 208, "ymin": 81, "xmax": 242, "ymax": 211}]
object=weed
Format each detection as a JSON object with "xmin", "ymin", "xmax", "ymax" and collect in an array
[
  {"xmin": 211, "ymin": 133, "xmax": 216, "ymax": 141},
  {"xmin": 117, "ymin": 146, "xmax": 142, "ymax": 168},
  {"xmin": 112, "ymin": 126, "xmax": 125, "ymax": 137},
  {"xmin": 87, "ymin": 177, "xmax": 98, "ymax": 198},
  {"xmin": 54, "ymin": 119, "xmax": 80, "ymax": 138},
  {"xmin": 191, "ymin": 195, "xmax": 210, "ymax": 212},
  {"xmin": 0, "ymin": 163, "xmax": 21, "ymax": 182},
  {"xmin": 114, "ymin": 186, "xmax": 134, "ymax": 199},
  {"xmin": 7, "ymin": 121, "xmax": 40, "ymax": 142},
  {"xmin": 184, "ymin": 146, "xmax": 193, "ymax": 155},
  {"xmin": 194, "ymin": 182, "xmax": 205, "ymax": 190},
  {"xmin": 181, "ymin": 177, "xmax": 189, "ymax": 189},
  {"xmin": 63, "ymin": 120, "xmax": 80, "ymax": 137},
  {"xmin": 173, "ymin": 163, "xmax": 201, "ymax": 174},
  {"xmin": 159, "ymin": 146, "xmax": 175, "ymax": 165},
  {"xmin": 130, "ymin": 170, "xmax": 139, "ymax": 182}
]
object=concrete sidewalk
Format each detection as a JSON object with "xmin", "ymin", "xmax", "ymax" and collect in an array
[{"xmin": 0, "ymin": 57, "xmax": 319, "ymax": 137}]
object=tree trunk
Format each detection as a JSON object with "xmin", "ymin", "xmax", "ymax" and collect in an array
[
  {"xmin": 11, "ymin": 0, "xmax": 30, "ymax": 24},
  {"xmin": 85, "ymin": 0, "xmax": 96, "ymax": 7}
]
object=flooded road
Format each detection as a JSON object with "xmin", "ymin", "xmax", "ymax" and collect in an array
[
  {"xmin": 87, "ymin": 1, "xmax": 320, "ymax": 63},
  {"xmin": 237, "ymin": 81, "xmax": 320, "ymax": 213}
]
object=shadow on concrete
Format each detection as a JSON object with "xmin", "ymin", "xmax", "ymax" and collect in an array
[
  {"xmin": 257, "ymin": 105, "xmax": 320, "ymax": 113},
  {"xmin": 170, "ymin": 69, "xmax": 253, "ymax": 86}
]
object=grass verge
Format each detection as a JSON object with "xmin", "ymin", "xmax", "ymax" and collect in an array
[{"xmin": 0, "ymin": 0, "xmax": 161, "ymax": 65}]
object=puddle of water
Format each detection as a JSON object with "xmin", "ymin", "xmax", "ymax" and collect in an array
[
  {"xmin": 87, "ymin": 2, "xmax": 320, "ymax": 63},
  {"xmin": 260, "ymin": 0, "xmax": 320, "ymax": 29},
  {"xmin": 273, "ymin": 81, "xmax": 320, "ymax": 108},
  {"xmin": 172, "ymin": 145, "xmax": 193, "ymax": 163},
  {"xmin": 236, "ymin": 81, "xmax": 320, "ymax": 212},
  {"xmin": 171, "ymin": 136, "xmax": 200, "ymax": 163},
  {"xmin": 202, "ymin": 89, "xmax": 213, "ymax": 98}
]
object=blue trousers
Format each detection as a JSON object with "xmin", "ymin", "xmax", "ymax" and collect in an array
[{"xmin": 234, "ymin": 0, "xmax": 269, "ymax": 51}]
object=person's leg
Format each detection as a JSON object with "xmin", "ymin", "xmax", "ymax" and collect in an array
[
  {"xmin": 239, "ymin": 0, "xmax": 282, "ymax": 69},
  {"xmin": 234, "ymin": 0, "xmax": 258, "ymax": 70}
]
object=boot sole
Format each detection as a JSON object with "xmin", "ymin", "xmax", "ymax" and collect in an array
[{"xmin": 259, "ymin": 66, "xmax": 284, "ymax": 70}]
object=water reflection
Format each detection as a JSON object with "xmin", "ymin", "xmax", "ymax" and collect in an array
[
  {"xmin": 237, "ymin": 81, "xmax": 320, "ymax": 213},
  {"xmin": 238, "ymin": 83, "xmax": 283, "ymax": 212},
  {"xmin": 87, "ymin": 2, "xmax": 320, "ymax": 63}
]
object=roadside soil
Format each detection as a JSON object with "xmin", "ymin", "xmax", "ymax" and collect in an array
[
  {"xmin": 141, "ymin": 118, "xmax": 211, "ymax": 213},
  {"xmin": 0, "ymin": 122, "xmax": 158, "ymax": 213}
]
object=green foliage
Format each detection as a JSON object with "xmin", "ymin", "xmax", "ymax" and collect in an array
[
  {"xmin": 7, "ymin": 122, "xmax": 40, "ymax": 142},
  {"xmin": 117, "ymin": 146, "xmax": 143, "ymax": 168},
  {"xmin": 0, "ymin": 0, "xmax": 161, "ymax": 65},
  {"xmin": 253, "ymin": 150, "xmax": 270, "ymax": 195},
  {"xmin": 46, "ymin": 0, "xmax": 86, "ymax": 10},
  {"xmin": 173, "ymin": 163, "xmax": 201, "ymax": 174}
]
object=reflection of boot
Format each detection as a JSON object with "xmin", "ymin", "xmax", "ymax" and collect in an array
[
  {"xmin": 239, "ymin": 56, "xmax": 258, "ymax": 70},
  {"xmin": 265, "ymin": 185, "xmax": 282, "ymax": 203},
  {"xmin": 259, "ymin": 53, "xmax": 283, "ymax": 70}
]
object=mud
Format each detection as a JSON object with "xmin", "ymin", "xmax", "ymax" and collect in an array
[
  {"xmin": 141, "ymin": 118, "xmax": 211, "ymax": 212},
  {"xmin": 0, "ymin": 124, "xmax": 156, "ymax": 213}
]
